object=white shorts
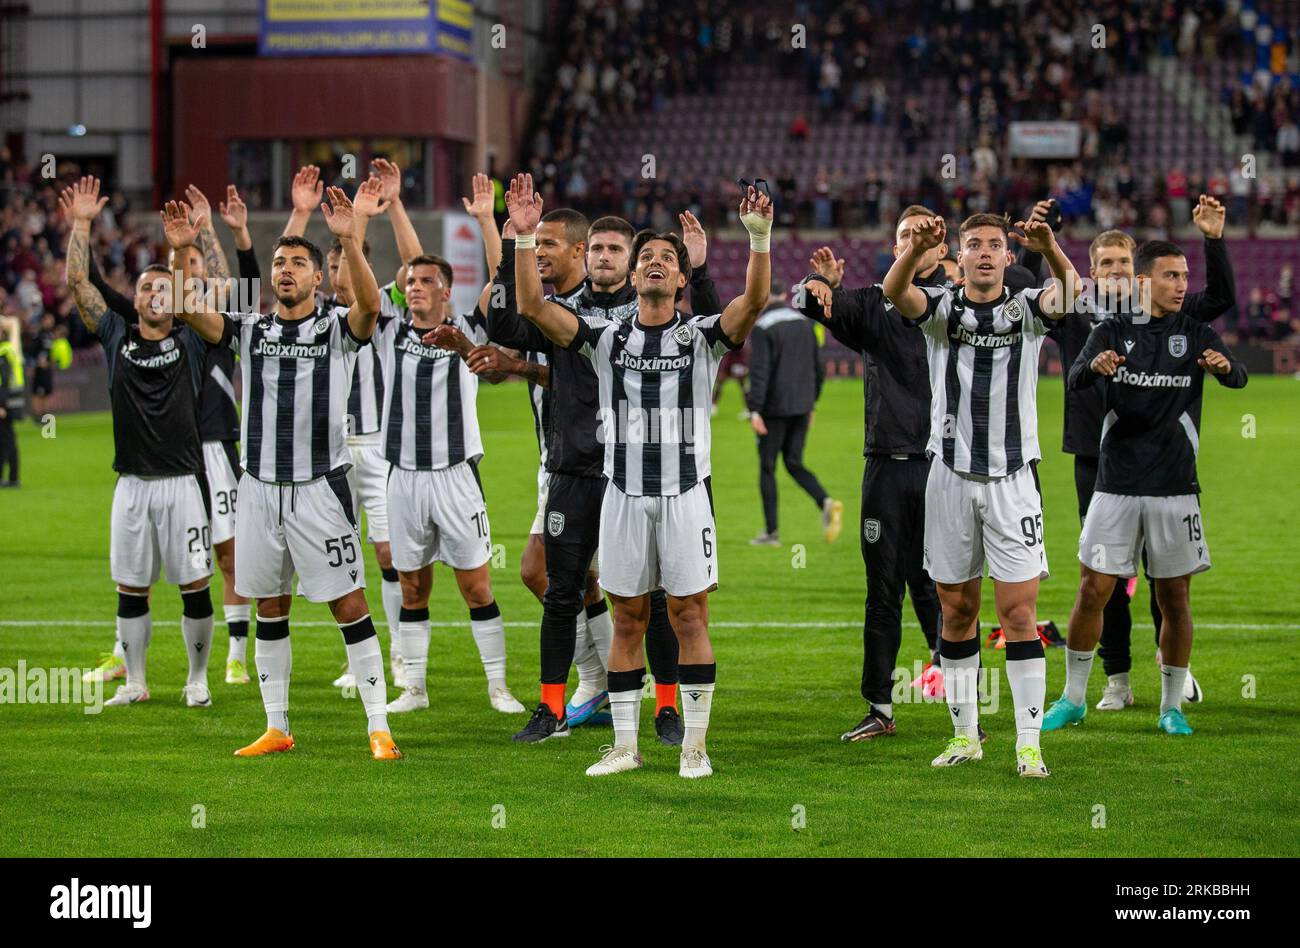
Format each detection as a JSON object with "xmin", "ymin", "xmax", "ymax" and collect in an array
[
  {"xmin": 110, "ymin": 474, "xmax": 212, "ymax": 588},
  {"xmin": 348, "ymin": 436, "xmax": 390, "ymax": 543},
  {"xmin": 1080, "ymin": 492, "xmax": 1211, "ymax": 579},
  {"xmin": 388, "ymin": 462, "xmax": 492, "ymax": 572},
  {"xmin": 923, "ymin": 457, "xmax": 1049, "ymax": 585},
  {"xmin": 203, "ymin": 440, "xmax": 240, "ymax": 545},
  {"xmin": 234, "ymin": 469, "xmax": 366, "ymax": 603},
  {"xmin": 598, "ymin": 479, "xmax": 717, "ymax": 598},
  {"xmin": 529, "ymin": 463, "xmax": 548, "ymax": 535}
]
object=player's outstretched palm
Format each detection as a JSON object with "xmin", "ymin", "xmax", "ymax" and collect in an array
[
  {"xmin": 804, "ymin": 278, "xmax": 834, "ymax": 317},
  {"xmin": 352, "ymin": 176, "xmax": 388, "ymax": 219},
  {"xmin": 218, "ymin": 185, "xmax": 247, "ymax": 230},
  {"xmin": 1192, "ymin": 194, "xmax": 1226, "ymax": 239},
  {"xmin": 184, "ymin": 185, "xmax": 212, "ymax": 229},
  {"xmin": 505, "ymin": 173, "xmax": 543, "ymax": 235},
  {"xmin": 908, "ymin": 216, "xmax": 946, "ymax": 254},
  {"xmin": 463, "ymin": 172, "xmax": 495, "ymax": 220},
  {"xmin": 58, "ymin": 176, "xmax": 109, "ymax": 223},
  {"xmin": 291, "ymin": 165, "xmax": 323, "ymax": 213},
  {"xmin": 372, "ymin": 158, "xmax": 403, "ymax": 207},
  {"xmin": 810, "ymin": 246, "xmax": 845, "ymax": 287},
  {"xmin": 161, "ymin": 201, "xmax": 199, "ymax": 249},
  {"xmin": 739, "ymin": 186, "xmax": 774, "ymax": 225},
  {"xmin": 679, "ymin": 210, "xmax": 708, "ymax": 268},
  {"xmin": 1011, "ymin": 218, "xmax": 1055, "ymax": 253},
  {"xmin": 321, "ymin": 185, "xmax": 360, "ymax": 236}
]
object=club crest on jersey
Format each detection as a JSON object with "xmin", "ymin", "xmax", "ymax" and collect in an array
[
  {"xmin": 1168, "ymin": 334, "xmax": 1187, "ymax": 358},
  {"xmin": 863, "ymin": 518, "xmax": 882, "ymax": 543},
  {"xmin": 313, "ymin": 317, "xmax": 333, "ymax": 336},
  {"xmin": 1003, "ymin": 298, "xmax": 1024, "ymax": 323},
  {"xmin": 547, "ymin": 511, "xmax": 565, "ymax": 537},
  {"xmin": 160, "ymin": 337, "xmax": 175, "ymax": 352},
  {"xmin": 673, "ymin": 324, "xmax": 692, "ymax": 347}
]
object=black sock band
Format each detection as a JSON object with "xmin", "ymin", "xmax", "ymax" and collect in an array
[
  {"xmin": 117, "ymin": 592, "xmax": 149, "ymax": 619},
  {"xmin": 939, "ymin": 636, "xmax": 980, "ymax": 660},
  {"xmin": 469, "ymin": 601, "xmax": 500, "ymax": 622},
  {"xmin": 255, "ymin": 616, "xmax": 289, "ymax": 641},
  {"xmin": 678, "ymin": 662, "xmax": 716, "ymax": 685},
  {"xmin": 1005, "ymin": 638, "xmax": 1045, "ymax": 661},
  {"xmin": 399, "ymin": 606, "xmax": 429, "ymax": 622},
  {"xmin": 381, "ymin": 568, "xmax": 399, "ymax": 583},
  {"xmin": 584, "ymin": 598, "xmax": 609, "ymax": 619},
  {"xmin": 608, "ymin": 668, "xmax": 645, "ymax": 694},
  {"xmin": 228, "ymin": 621, "xmax": 249, "ymax": 639},
  {"xmin": 339, "ymin": 614, "xmax": 377, "ymax": 645},
  {"xmin": 181, "ymin": 587, "xmax": 214, "ymax": 619}
]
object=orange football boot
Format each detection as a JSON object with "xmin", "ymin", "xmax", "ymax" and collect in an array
[
  {"xmin": 234, "ymin": 727, "xmax": 295, "ymax": 757},
  {"xmin": 370, "ymin": 730, "xmax": 402, "ymax": 760}
]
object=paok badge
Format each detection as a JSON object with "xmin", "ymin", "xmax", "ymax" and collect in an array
[
  {"xmin": 547, "ymin": 511, "xmax": 565, "ymax": 537},
  {"xmin": 863, "ymin": 518, "xmax": 882, "ymax": 543},
  {"xmin": 1168, "ymin": 334, "xmax": 1187, "ymax": 358},
  {"xmin": 673, "ymin": 324, "xmax": 692, "ymax": 348}
]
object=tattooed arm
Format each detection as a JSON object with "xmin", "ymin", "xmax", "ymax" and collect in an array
[
  {"xmin": 58, "ymin": 177, "xmax": 111, "ymax": 333},
  {"xmin": 186, "ymin": 185, "xmax": 231, "ymax": 281}
]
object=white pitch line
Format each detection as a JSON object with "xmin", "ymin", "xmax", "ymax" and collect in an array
[{"xmin": 0, "ymin": 620, "xmax": 1293, "ymax": 630}]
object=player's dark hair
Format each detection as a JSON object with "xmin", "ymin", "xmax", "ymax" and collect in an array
[
  {"xmin": 587, "ymin": 215, "xmax": 635, "ymax": 245},
  {"xmin": 329, "ymin": 238, "xmax": 371, "ymax": 259},
  {"xmin": 958, "ymin": 212, "xmax": 1010, "ymax": 239},
  {"xmin": 1134, "ymin": 240, "xmax": 1186, "ymax": 276},
  {"xmin": 631, "ymin": 230, "xmax": 692, "ymax": 301},
  {"xmin": 540, "ymin": 209, "xmax": 590, "ymax": 248},
  {"xmin": 408, "ymin": 253, "xmax": 454, "ymax": 288},
  {"xmin": 140, "ymin": 263, "xmax": 171, "ymax": 277},
  {"xmin": 274, "ymin": 235, "xmax": 324, "ymax": 272},
  {"xmin": 897, "ymin": 204, "xmax": 940, "ymax": 228}
]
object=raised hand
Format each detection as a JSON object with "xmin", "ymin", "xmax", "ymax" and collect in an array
[
  {"xmin": 907, "ymin": 216, "xmax": 946, "ymax": 254},
  {"xmin": 1027, "ymin": 198, "xmax": 1054, "ymax": 224},
  {"xmin": 679, "ymin": 210, "xmax": 708, "ymax": 268},
  {"xmin": 502, "ymin": 219, "xmax": 517, "ymax": 240},
  {"xmin": 505, "ymin": 173, "xmax": 543, "ymax": 235},
  {"xmin": 57, "ymin": 176, "xmax": 109, "ymax": 223},
  {"xmin": 321, "ymin": 186, "xmax": 358, "ymax": 237},
  {"xmin": 1010, "ymin": 217, "xmax": 1055, "ymax": 253},
  {"xmin": 218, "ymin": 185, "xmax": 247, "ymax": 230},
  {"xmin": 1198, "ymin": 348, "xmax": 1230, "ymax": 375},
  {"xmin": 184, "ymin": 185, "xmax": 212, "ymax": 229},
  {"xmin": 462, "ymin": 172, "xmax": 495, "ymax": 220},
  {"xmin": 352, "ymin": 175, "xmax": 389, "ymax": 219},
  {"xmin": 291, "ymin": 165, "xmax": 323, "ymax": 213},
  {"xmin": 372, "ymin": 158, "xmax": 403, "ymax": 207},
  {"xmin": 1090, "ymin": 350, "xmax": 1125, "ymax": 376},
  {"xmin": 1192, "ymin": 194, "xmax": 1226, "ymax": 239},
  {"xmin": 803, "ymin": 278, "xmax": 834, "ymax": 317},
  {"xmin": 160, "ymin": 200, "xmax": 199, "ymax": 249},
  {"xmin": 809, "ymin": 246, "xmax": 845, "ymax": 287},
  {"xmin": 739, "ymin": 185, "xmax": 774, "ymax": 227}
]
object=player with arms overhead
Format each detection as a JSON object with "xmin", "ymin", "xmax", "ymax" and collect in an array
[
  {"xmin": 61, "ymin": 176, "xmax": 217, "ymax": 709},
  {"xmin": 165, "ymin": 178, "xmax": 401, "ymax": 761},
  {"xmin": 882, "ymin": 211, "xmax": 1081, "ymax": 778},
  {"xmin": 509, "ymin": 172, "xmax": 773, "ymax": 779}
]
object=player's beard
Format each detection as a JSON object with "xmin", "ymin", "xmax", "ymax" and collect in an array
[
  {"xmin": 590, "ymin": 267, "xmax": 627, "ymax": 292},
  {"xmin": 274, "ymin": 283, "xmax": 313, "ymax": 308}
]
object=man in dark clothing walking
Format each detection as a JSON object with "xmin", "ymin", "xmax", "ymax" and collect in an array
[{"xmin": 746, "ymin": 278, "xmax": 841, "ymax": 546}]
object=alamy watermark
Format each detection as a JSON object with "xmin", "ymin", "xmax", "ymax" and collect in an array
[{"xmin": 1, "ymin": 661, "xmax": 104, "ymax": 714}]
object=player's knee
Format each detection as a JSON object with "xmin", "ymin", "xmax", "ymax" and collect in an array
[
  {"xmin": 398, "ymin": 573, "xmax": 430, "ymax": 609},
  {"xmin": 180, "ymin": 583, "xmax": 213, "ymax": 618},
  {"xmin": 216, "ymin": 545, "xmax": 235, "ymax": 578},
  {"xmin": 542, "ymin": 574, "xmax": 584, "ymax": 617},
  {"xmin": 329, "ymin": 590, "xmax": 369, "ymax": 625},
  {"xmin": 1078, "ymin": 570, "xmax": 1115, "ymax": 609},
  {"xmin": 459, "ymin": 578, "xmax": 493, "ymax": 610},
  {"xmin": 668, "ymin": 596, "xmax": 708, "ymax": 639}
]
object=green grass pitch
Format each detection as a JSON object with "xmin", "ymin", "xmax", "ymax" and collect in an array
[{"xmin": 1, "ymin": 375, "xmax": 1297, "ymax": 857}]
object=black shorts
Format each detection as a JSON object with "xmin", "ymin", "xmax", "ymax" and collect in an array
[{"xmin": 542, "ymin": 473, "xmax": 605, "ymax": 580}]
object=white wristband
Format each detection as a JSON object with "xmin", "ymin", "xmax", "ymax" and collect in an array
[
  {"xmin": 749, "ymin": 236, "xmax": 770, "ymax": 252},
  {"xmin": 514, "ymin": 233, "xmax": 535, "ymax": 250}
]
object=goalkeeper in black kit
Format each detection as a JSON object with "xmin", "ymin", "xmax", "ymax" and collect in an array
[{"xmin": 1047, "ymin": 239, "xmax": 1247, "ymax": 737}]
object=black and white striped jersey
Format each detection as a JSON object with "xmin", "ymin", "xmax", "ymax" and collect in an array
[
  {"xmin": 334, "ymin": 284, "xmax": 404, "ymax": 438},
  {"xmin": 377, "ymin": 310, "xmax": 489, "ymax": 471},
  {"xmin": 917, "ymin": 286, "xmax": 1054, "ymax": 478},
  {"xmin": 219, "ymin": 309, "xmax": 368, "ymax": 483},
  {"xmin": 568, "ymin": 309, "xmax": 740, "ymax": 496}
]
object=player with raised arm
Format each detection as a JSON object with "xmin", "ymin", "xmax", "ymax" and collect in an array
[
  {"xmin": 509, "ymin": 172, "xmax": 772, "ymax": 778},
  {"xmin": 882, "ymin": 211, "xmax": 1081, "ymax": 778},
  {"xmin": 1047, "ymin": 236, "xmax": 1247, "ymax": 736},
  {"xmin": 165, "ymin": 178, "xmax": 401, "ymax": 760},
  {"xmin": 61, "ymin": 176, "xmax": 216, "ymax": 709},
  {"xmin": 367, "ymin": 253, "xmax": 525, "ymax": 716}
]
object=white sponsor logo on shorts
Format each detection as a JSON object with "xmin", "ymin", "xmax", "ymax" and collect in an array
[{"xmin": 863, "ymin": 519, "xmax": 882, "ymax": 543}]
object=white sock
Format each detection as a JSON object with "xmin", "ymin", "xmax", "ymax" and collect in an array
[
  {"xmin": 610, "ymin": 688, "xmax": 642, "ymax": 753},
  {"xmin": 469, "ymin": 603, "xmax": 507, "ymax": 690},
  {"xmin": 939, "ymin": 644, "xmax": 981, "ymax": 741},
  {"xmin": 381, "ymin": 579, "xmax": 403, "ymax": 655},
  {"xmin": 117, "ymin": 599, "xmax": 151, "ymax": 688},
  {"xmin": 586, "ymin": 603, "xmax": 614, "ymax": 675},
  {"xmin": 181, "ymin": 614, "xmax": 213, "ymax": 685},
  {"xmin": 1007, "ymin": 647, "xmax": 1048, "ymax": 752},
  {"xmin": 112, "ymin": 638, "xmax": 125, "ymax": 660},
  {"xmin": 224, "ymin": 603, "xmax": 250, "ymax": 663},
  {"xmin": 1064, "ymin": 647, "xmax": 1094, "ymax": 705},
  {"xmin": 573, "ymin": 612, "xmax": 607, "ymax": 699},
  {"xmin": 1160, "ymin": 664, "xmax": 1188, "ymax": 714},
  {"xmin": 872, "ymin": 702, "xmax": 893, "ymax": 719},
  {"xmin": 342, "ymin": 621, "xmax": 389, "ymax": 732},
  {"xmin": 400, "ymin": 614, "xmax": 431, "ymax": 693},
  {"xmin": 680, "ymin": 681, "xmax": 715, "ymax": 751},
  {"xmin": 253, "ymin": 619, "xmax": 291, "ymax": 733}
]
